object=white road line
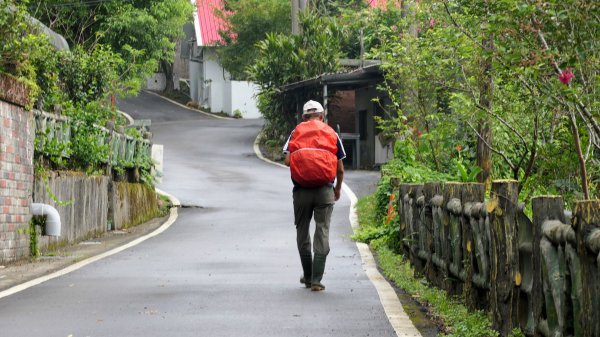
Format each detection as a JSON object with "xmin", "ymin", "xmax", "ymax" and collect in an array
[
  {"xmin": 254, "ymin": 132, "xmax": 422, "ymax": 337},
  {"xmin": 0, "ymin": 190, "xmax": 180, "ymax": 300}
]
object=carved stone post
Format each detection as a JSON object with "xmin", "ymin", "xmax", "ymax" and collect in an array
[
  {"xmin": 462, "ymin": 183, "xmax": 485, "ymax": 310},
  {"xmin": 409, "ymin": 184, "xmax": 424, "ymax": 275},
  {"xmin": 488, "ymin": 180, "xmax": 520, "ymax": 336},
  {"xmin": 398, "ymin": 183, "xmax": 411, "ymax": 258},
  {"xmin": 440, "ymin": 182, "xmax": 462, "ymax": 295},
  {"xmin": 574, "ymin": 200, "xmax": 600, "ymax": 337},
  {"xmin": 531, "ymin": 196, "xmax": 565, "ymax": 336},
  {"xmin": 424, "ymin": 182, "xmax": 443, "ymax": 287},
  {"xmin": 390, "ymin": 177, "xmax": 401, "ymax": 253}
]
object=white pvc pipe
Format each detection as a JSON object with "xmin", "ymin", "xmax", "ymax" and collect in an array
[{"xmin": 31, "ymin": 203, "xmax": 61, "ymax": 237}]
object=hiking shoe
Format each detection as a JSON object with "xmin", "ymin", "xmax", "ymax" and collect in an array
[
  {"xmin": 310, "ymin": 282, "xmax": 325, "ymax": 291},
  {"xmin": 300, "ymin": 276, "xmax": 311, "ymax": 288}
]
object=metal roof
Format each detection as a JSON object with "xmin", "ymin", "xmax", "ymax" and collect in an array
[
  {"xmin": 280, "ymin": 63, "xmax": 383, "ymax": 93},
  {"xmin": 196, "ymin": 0, "xmax": 226, "ymax": 46}
]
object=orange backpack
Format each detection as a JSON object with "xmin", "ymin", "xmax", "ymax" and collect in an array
[{"xmin": 287, "ymin": 120, "xmax": 339, "ymax": 187}]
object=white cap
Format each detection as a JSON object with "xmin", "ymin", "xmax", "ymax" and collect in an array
[{"xmin": 302, "ymin": 100, "xmax": 324, "ymax": 115}]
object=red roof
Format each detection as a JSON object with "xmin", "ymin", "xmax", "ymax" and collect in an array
[
  {"xmin": 367, "ymin": 0, "xmax": 399, "ymax": 8},
  {"xmin": 196, "ymin": 0, "xmax": 226, "ymax": 46}
]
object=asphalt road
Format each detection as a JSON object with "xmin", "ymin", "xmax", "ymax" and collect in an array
[{"xmin": 0, "ymin": 91, "xmax": 406, "ymax": 336}]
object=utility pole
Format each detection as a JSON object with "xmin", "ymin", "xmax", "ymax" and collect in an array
[{"xmin": 291, "ymin": 0, "xmax": 308, "ymax": 35}]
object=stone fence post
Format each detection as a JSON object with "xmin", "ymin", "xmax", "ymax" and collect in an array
[
  {"xmin": 531, "ymin": 196, "xmax": 565, "ymax": 336},
  {"xmin": 574, "ymin": 200, "xmax": 600, "ymax": 337},
  {"xmin": 488, "ymin": 180, "xmax": 520, "ymax": 336}
]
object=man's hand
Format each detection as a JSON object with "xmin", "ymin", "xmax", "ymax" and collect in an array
[
  {"xmin": 334, "ymin": 159, "xmax": 344, "ymax": 201},
  {"xmin": 334, "ymin": 186, "xmax": 341, "ymax": 201}
]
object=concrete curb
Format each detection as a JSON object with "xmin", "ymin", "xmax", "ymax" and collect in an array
[
  {"xmin": 118, "ymin": 109, "xmax": 135, "ymax": 126},
  {"xmin": 253, "ymin": 131, "xmax": 422, "ymax": 337},
  {"xmin": 343, "ymin": 185, "xmax": 423, "ymax": 337}
]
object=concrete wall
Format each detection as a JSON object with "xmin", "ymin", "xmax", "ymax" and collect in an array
[
  {"xmin": 203, "ymin": 48, "xmax": 227, "ymax": 113},
  {"xmin": 146, "ymin": 73, "xmax": 167, "ymax": 91},
  {"xmin": 0, "ymin": 75, "xmax": 34, "ymax": 262},
  {"xmin": 173, "ymin": 38, "xmax": 190, "ymax": 91},
  {"xmin": 225, "ymin": 81, "xmax": 261, "ymax": 118},
  {"xmin": 33, "ymin": 173, "xmax": 110, "ymax": 250},
  {"xmin": 112, "ymin": 182, "xmax": 158, "ymax": 230},
  {"xmin": 32, "ymin": 173, "xmax": 160, "ymax": 253}
]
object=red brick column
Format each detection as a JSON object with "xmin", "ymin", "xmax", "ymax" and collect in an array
[{"xmin": 0, "ymin": 74, "xmax": 34, "ymax": 262}]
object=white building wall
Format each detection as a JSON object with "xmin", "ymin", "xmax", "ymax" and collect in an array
[
  {"xmin": 198, "ymin": 48, "xmax": 260, "ymax": 117},
  {"xmin": 229, "ymin": 81, "xmax": 260, "ymax": 118},
  {"xmin": 202, "ymin": 48, "xmax": 226, "ymax": 113},
  {"xmin": 223, "ymin": 80, "xmax": 233, "ymax": 114}
]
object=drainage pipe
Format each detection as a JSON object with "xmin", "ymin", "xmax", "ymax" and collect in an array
[{"xmin": 31, "ymin": 203, "xmax": 61, "ymax": 237}]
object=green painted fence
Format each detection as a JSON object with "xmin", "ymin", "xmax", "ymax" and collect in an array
[{"xmin": 33, "ymin": 110, "xmax": 151, "ymax": 174}]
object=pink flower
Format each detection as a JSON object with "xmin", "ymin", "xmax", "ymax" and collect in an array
[
  {"xmin": 455, "ymin": 144, "xmax": 462, "ymax": 152},
  {"xmin": 559, "ymin": 68, "xmax": 574, "ymax": 85},
  {"xmin": 429, "ymin": 18, "xmax": 435, "ymax": 29}
]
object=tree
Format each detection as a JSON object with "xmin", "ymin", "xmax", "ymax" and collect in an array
[
  {"xmin": 308, "ymin": 0, "xmax": 367, "ymax": 17},
  {"xmin": 216, "ymin": 0, "xmax": 291, "ymax": 80},
  {"xmin": 369, "ymin": 0, "xmax": 598, "ymax": 201},
  {"xmin": 248, "ymin": 13, "xmax": 344, "ymax": 141},
  {"xmin": 27, "ymin": 0, "xmax": 193, "ymax": 95}
]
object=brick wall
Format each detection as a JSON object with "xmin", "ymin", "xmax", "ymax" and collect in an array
[{"xmin": 0, "ymin": 74, "xmax": 34, "ymax": 262}]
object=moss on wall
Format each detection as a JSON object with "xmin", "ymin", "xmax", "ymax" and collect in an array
[{"xmin": 113, "ymin": 182, "xmax": 159, "ymax": 229}]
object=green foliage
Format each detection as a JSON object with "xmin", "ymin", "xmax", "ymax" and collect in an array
[
  {"xmin": 27, "ymin": 0, "xmax": 193, "ymax": 94},
  {"xmin": 0, "ymin": 0, "xmax": 33, "ymax": 73},
  {"xmin": 337, "ymin": 0, "xmax": 404, "ymax": 58},
  {"xmin": 353, "ymin": 177, "xmax": 401, "ymax": 251},
  {"xmin": 249, "ymin": 12, "xmax": 344, "ymax": 143},
  {"xmin": 366, "ymin": 0, "xmax": 598, "ymax": 200},
  {"xmin": 0, "ymin": 0, "xmax": 47, "ymax": 107},
  {"xmin": 29, "ymin": 217, "xmax": 42, "ymax": 258},
  {"xmin": 55, "ymin": 46, "xmax": 122, "ymax": 105},
  {"xmin": 216, "ymin": 0, "xmax": 291, "ymax": 80},
  {"xmin": 311, "ymin": 0, "xmax": 367, "ymax": 17},
  {"xmin": 0, "ymin": 1, "xmax": 171, "ymax": 187}
]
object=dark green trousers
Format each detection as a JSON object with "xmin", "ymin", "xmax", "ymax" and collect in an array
[{"xmin": 293, "ymin": 185, "xmax": 334, "ymax": 256}]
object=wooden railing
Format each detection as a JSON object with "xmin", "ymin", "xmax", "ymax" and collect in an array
[{"xmin": 392, "ymin": 179, "xmax": 599, "ymax": 337}]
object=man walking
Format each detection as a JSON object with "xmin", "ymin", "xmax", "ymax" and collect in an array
[{"xmin": 283, "ymin": 100, "xmax": 345, "ymax": 291}]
